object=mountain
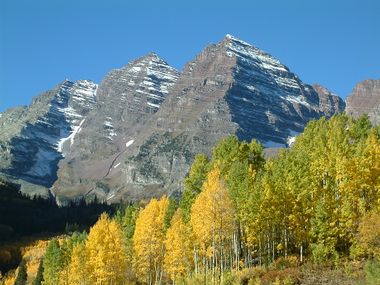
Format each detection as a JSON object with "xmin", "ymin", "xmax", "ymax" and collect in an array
[
  {"xmin": 312, "ymin": 84, "xmax": 346, "ymax": 117},
  {"xmin": 345, "ymin": 79, "xmax": 380, "ymax": 125},
  {"xmin": 0, "ymin": 35, "xmax": 346, "ymax": 202},
  {"xmin": 0, "ymin": 80, "xmax": 97, "ymax": 196},
  {"xmin": 51, "ymin": 53, "xmax": 179, "ymax": 202},
  {"xmin": 48, "ymin": 35, "xmax": 344, "ymax": 203}
]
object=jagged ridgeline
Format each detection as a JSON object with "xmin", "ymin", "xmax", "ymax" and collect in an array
[{"xmin": 0, "ymin": 34, "xmax": 361, "ymax": 203}]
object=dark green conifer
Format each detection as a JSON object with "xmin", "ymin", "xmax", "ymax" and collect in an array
[{"xmin": 14, "ymin": 259, "xmax": 27, "ymax": 285}]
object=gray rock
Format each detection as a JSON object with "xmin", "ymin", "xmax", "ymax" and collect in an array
[
  {"xmin": 0, "ymin": 80, "xmax": 97, "ymax": 196},
  {"xmin": 312, "ymin": 84, "xmax": 346, "ymax": 117},
  {"xmin": 346, "ymin": 79, "xmax": 380, "ymax": 125},
  {"xmin": 51, "ymin": 54, "xmax": 179, "ymax": 202}
]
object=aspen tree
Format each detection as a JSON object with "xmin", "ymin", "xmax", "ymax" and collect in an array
[
  {"xmin": 86, "ymin": 213, "xmax": 127, "ymax": 284},
  {"xmin": 67, "ymin": 243, "xmax": 87, "ymax": 285},
  {"xmin": 133, "ymin": 197, "xmax": 169, "ymax": 284},
  {"xmin": 191, "ymin": 167, "xmax": 235, "ymax": 280},
  {"xmin": 164, "ymin": 209, "xmax": 193, "ymax": 282}
]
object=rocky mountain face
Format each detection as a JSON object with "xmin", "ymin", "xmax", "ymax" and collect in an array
[
  {"xmin": 345, "ymin": 79, "xmax": 380, "ymax": 125},
  {"xmin": 51, "ymin": 54, "xmax": 179, "ymax": 202},
  {"xmin": 49, "ymin": 35, "xmax": 344, "ymax": 203},
  {"xmin": 0, "ymin": 80, "xmax": 97, "ymax": 196},
  {"xmin": 312, "ymin": 84, "xmax": 346, "ymax": 117},
  {"xmin": 0, "ymin": 35, "xmax": 346, "ymax": 202}
]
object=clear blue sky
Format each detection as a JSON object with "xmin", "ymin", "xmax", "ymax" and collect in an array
[{"xmin": 1, "ymin": 0, "xmax": 379, "ymax": 112}]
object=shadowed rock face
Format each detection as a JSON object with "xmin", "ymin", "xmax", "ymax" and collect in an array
[
  {"xmin": 50, "ymin": 35, "xmax": 344, "ymax": 203},
  {"xmin": 346, "ymin": 79, "xmax": 380, "ymax": 125},
  {"xmin": 0, "ymin": 35, "xmax": 345, "ymax": 202},
  {"xmin": 0, "ymin": 80, "xmax": 97, "ymax": 196}
]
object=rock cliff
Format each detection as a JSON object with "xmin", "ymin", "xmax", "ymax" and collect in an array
[{"xmin": 346, "ymin": 79, "xmax": 380, "ymax": 125}]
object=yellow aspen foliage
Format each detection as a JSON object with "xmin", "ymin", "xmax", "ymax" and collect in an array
[
  {"xmin": 133, "ymin": 196, "xmax": 169, "ymax": 284},
  {"xmin": 164, "ymin": 209, "xmax": 193, "ymax": 282},
  {"xmin": 86, "ymin": 213, "xmax": 127, "ymax": 285},
  {"xmin": 3, "ymin": 274, "xmax": 16, "ymax": 285},
  {"xmin": 191, "ymin": 167, "xmax": 235, "ymax": 256},
  {"xmin": 67, "ymin": 242, "xmax": 88, "ymax": 285},
  {"xmin": 357, "ymin": 132, "xmax": 380, "ymax": 211},
  {"xmin": 355, "ymin": 212, "xmax": 380, "ymax": 259},
  {"xmin": 18, "ymin": 239, "xmax": 49, "ymax": 283}
]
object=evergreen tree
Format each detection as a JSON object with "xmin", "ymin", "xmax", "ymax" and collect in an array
[
  {"xmin": 119, "ymin": 203, "xmax": 140, "ymax": 241},
  {"xmin": 179, "ymin": 154, "xmax": 209, "ymax": 222},
  {"xmin": 14, "ymin": 259, "xmax": 27, "ymax": 285},
  {"xmin": 33, "ymin": 259, "xmax": 43, "ymax": 285},
  {"xmin": 42, "ymin": 239, "xmax": 63, "ymax": 285},
  {"xmin": 59, "ymin": 231, "xmax": 87, "ymax": 283},
  {"xmin": 117, "ymin": 203, "xmax": 140, "ymax": 265},
  {"xmin": 164, "ymin": 198, "xmax": 178, "ymax": 230}
]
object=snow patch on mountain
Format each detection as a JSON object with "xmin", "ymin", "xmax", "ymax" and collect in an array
[
  {"xmin": 126, "ymin": 140, "xmax": 134, "ymax": 148},
  {"xmin": 287, "ymin": 130, "xmax": 299, "ymax": 146},
  {"xmin": 225, "ymin": 35, "xmax": 314, "ymax": 110},
  {"xmin": 55, "ymin": 81, "xmax": 97, "ymax": 154},
  {"xmin": 139, "ymin": 55, "xmax": 179, "ymax": 110},
  {"xmin": 103, "ymin": 120, "xmax": 117, "ymax": 140}
]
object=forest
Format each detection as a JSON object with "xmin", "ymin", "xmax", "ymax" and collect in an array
[
  {"xmin": 0, "ymin": 179, "xmax": 113, "ymax": 274},
  {"xmin": 2, "ymin": 114, "xmax": 380, "ymax": 284}
]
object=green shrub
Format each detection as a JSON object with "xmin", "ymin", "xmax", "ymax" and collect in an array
[
  {"xmin": 271, "ymin": 256, "xmax": 299, "ymax": 270},
  {"xmin": 311, "ymin": 243, "xmax": 339, "ymax": 265},
  {"xmin": 237, "ymin": 267, "xmax": 266, "ymax": 284},
  {"xmin": 222, "ymin": 271, "xmax": 240, "ymax": 285},
  {"xmin": 248, "ymin": 277, "xmax": 262, "ymax": 285},
  {"xmin": 283, "ymin": 275, "xmax": 294, "ymax": 285},
  {"xmin": 364, "ymin": 258, "xmax": 380, "ymax": 285}
]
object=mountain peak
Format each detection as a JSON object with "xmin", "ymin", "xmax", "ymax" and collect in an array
[
  {"xmin": 115, "ymin": 52, "xmax": 178, "ymax": 77},
  {"xmin": 222, "ymin": 34, "xmax": 285, "ymax": 70},
  {"xmin": 224, "ymin": 34, "xmax": 251, "ymax": 47},
  {"xmin": 137, "ymin": 52, "xmax": 166, "ymax": 63},
  {"xmin": 138, "ymin": 52, "xmax": 160, "ymax": 61},
  {"xmin": 146, "ymin": 51, "xmax": 159, "ymax": 58}
]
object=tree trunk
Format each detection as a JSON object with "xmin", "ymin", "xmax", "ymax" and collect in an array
[
  {"xmin": 284, "ymin": 227, "xmax": 288, "ymax": 258},
  {"xmin": 194, "ymin": 247, "xmax": 198, "ymax": 275}
]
